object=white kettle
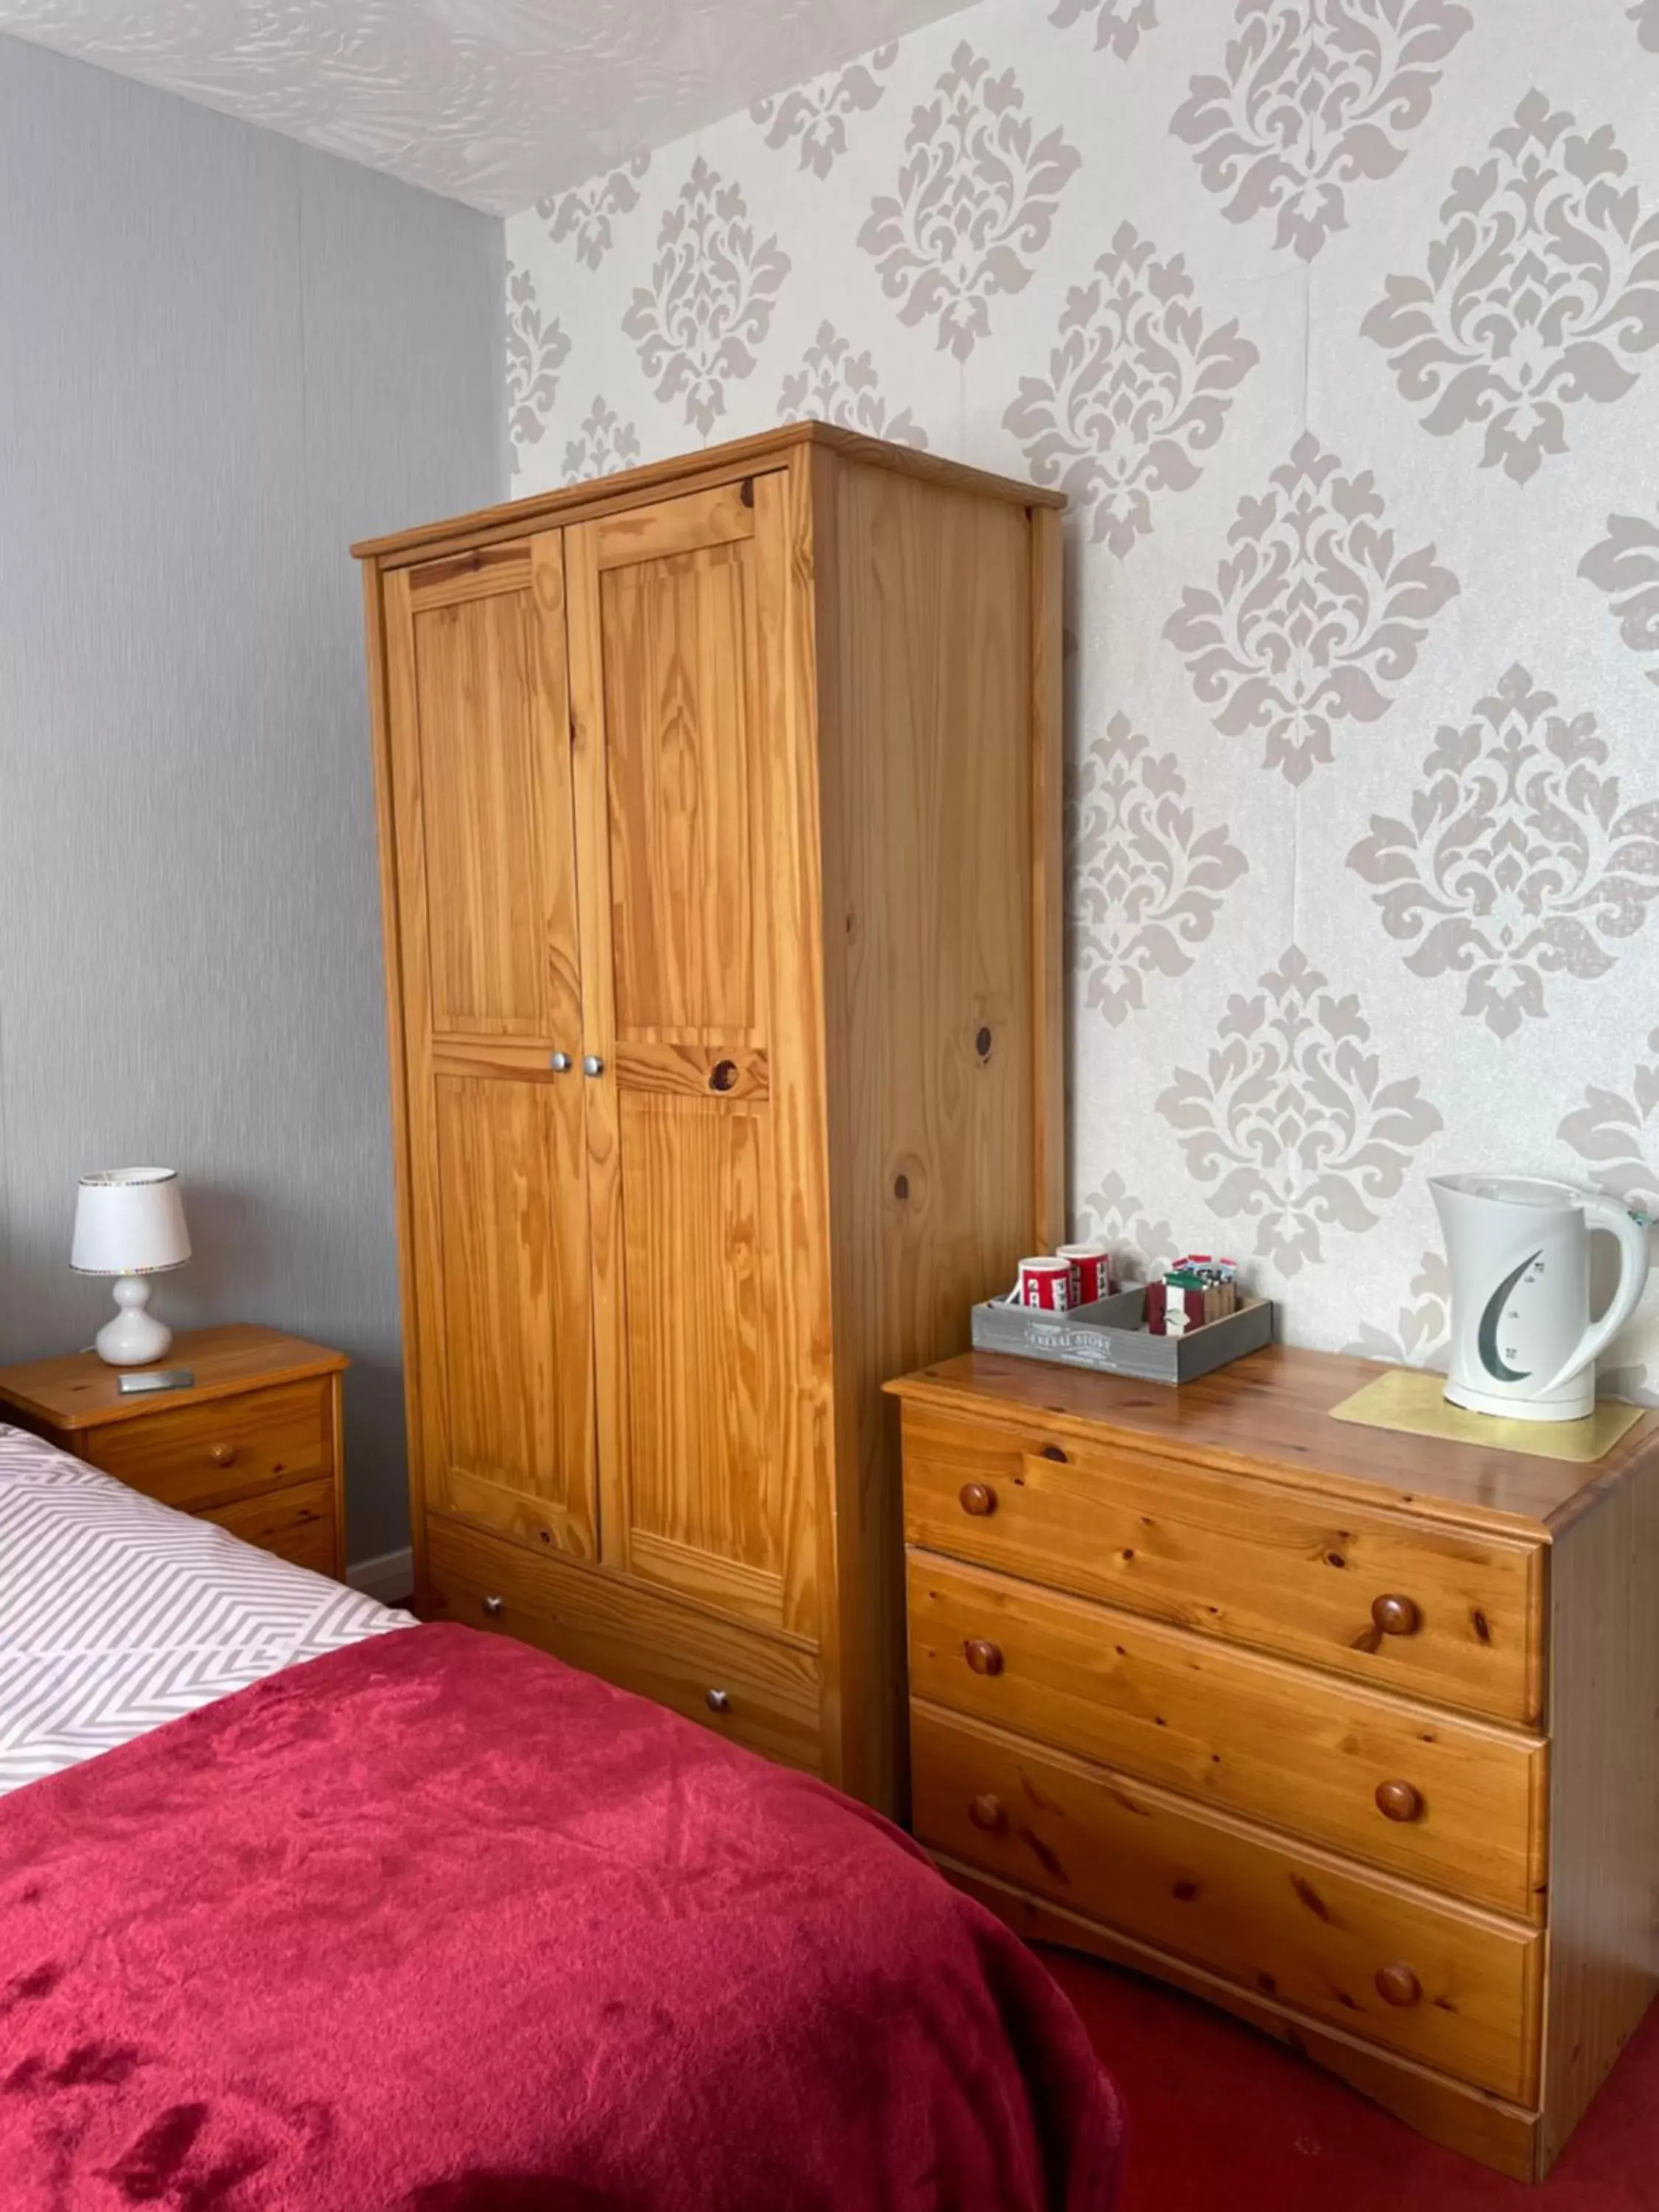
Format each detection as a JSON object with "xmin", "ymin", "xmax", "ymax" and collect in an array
[{"xmin": 1430, "ymin": 1175, "xmax": 1651, "ymax": 1422}]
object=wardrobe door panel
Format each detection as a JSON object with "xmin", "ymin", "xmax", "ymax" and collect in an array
[
  {"xmin": 384, "ymin": 535, "xmax": 598, "ymax": 1562},
  {"xmin": 567, "ymin": 477, "xmax": 814, "ymax": 1638},
  {"xmin": 600, "ymin": 544, "xmax": 758, "ymax": 1038},
  {"xmin": 617, "ymin": 1090, "xmax": 782, "ymax": 1626},
  {"xmin": 411, "ymin": 585, "xmax": 577, "ymax": 1040}
]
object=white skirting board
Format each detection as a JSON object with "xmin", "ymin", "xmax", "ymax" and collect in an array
[{"xmin": 347, "ymin": 1547, "xmax": 414, "ymax": 1604}]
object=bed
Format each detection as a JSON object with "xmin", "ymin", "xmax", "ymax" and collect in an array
[{"xmin": 0, "ymin": 1419, "xmax": 1122, "ymax": 2210}]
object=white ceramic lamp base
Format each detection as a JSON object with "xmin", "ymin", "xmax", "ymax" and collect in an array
[{"xmin": 95, "ymin": 1276, "xmax": 175, "ymax": 1368}]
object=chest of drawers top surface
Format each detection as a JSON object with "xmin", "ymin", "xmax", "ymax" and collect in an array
[{"xmin": 887, "ymin": 1343, "xmax": 1659, "ymax": 1539}]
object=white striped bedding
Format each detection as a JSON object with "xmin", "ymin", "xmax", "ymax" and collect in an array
[{"xmin": 0, "ymin": 1419, "xmax": 413, "ymax": 1797}]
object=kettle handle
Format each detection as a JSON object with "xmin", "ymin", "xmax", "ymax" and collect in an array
[{"xmin": 1537, "ymin": 1194, "xmax": 1652, "ymax": 1396}]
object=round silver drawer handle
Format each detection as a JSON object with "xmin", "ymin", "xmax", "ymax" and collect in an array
[
  {"xmin": 481, "ymin": 1594, "xmax": 505, "ymax": 1619},
  {"xmin": 706, "ymin": 1688, "xmax": 731, "ymax": 1714},
  {"xmin": 549, "ymin": 1051, "xmax": 571, "ymax": 1072},
  {"xmin": 582, "ymin": 1053, "xmax": 605, "ymax": 1078}
]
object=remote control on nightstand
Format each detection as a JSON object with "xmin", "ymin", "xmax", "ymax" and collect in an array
[{"xmin": 116, "ymin": 1368, "xmax": 195, "ymax": 1394}]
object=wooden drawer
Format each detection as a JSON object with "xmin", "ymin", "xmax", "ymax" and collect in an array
[
  {"xmin": 201, "ymin": 1478, "xmax": 338, "ymax": 1575},
  {"xmin": 902, "ymin": 1408, "xmax": 1545, "ymax": 1725},
  {"xmin": 425, "ymin": 1517, "xmax": 821, "ymax": 1772},
  {"xmin": 912, "ymin": 1702, "xmax": 1543, "ymax": 2101},
  {"xmin": 908, "ymin": 1552, "xmax": 1546, "ymax": 1919},
  {"xmin": 86, "ymin": 1380, "xmax": 330, "ymax": 1514}
]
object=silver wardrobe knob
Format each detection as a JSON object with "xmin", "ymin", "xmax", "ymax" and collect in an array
[
  {"xmin": 582, "ymin": 1054, "xmax": 605, "ymax": 1077},
  {"xmin": 705, "ymin": 1688, "xmax": 731, "ymax": 1714},
  {"xmin": 481, "ymin": 1594, "xmax": 505, "ymax": 1619},
  {"xmin": 549, "ymin": 1051, "xmax": 571, "ymax": 1072}
]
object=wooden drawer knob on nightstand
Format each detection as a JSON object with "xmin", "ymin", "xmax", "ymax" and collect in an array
[
  {"xmin": 1375, "ymin": 1779, "xmax": 1424, "ymax": 1823},
  {"xmin": 1374, "ymin": 1964, "xmax": 1422, "ymax": 2008},
  {"xmin": 959, "ymin": 1482, "xmax": 997, "ymax": 1517},
  {"xmin": 968, "ymin": 1792, "xmax": 1006, "ymax": 1833},
  {"xmin": 1371, "ymin": 1593, "xmax": 1420, "ymax": 1637},
  {"xmin": 964, "ymin": 1638, "xmax": 1004, "ymax": 1677},
  {"xmin": 208, "ymin": 1442, "xmax": 239, "ymax": 1468}
]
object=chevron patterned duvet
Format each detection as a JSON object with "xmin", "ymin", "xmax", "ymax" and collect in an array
[{"xmin": 0, "ymin": 1419, "xmax": 413, "ymax": 1795}]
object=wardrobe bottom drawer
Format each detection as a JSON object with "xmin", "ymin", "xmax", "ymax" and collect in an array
[
  {"xmin": 911, "ymin": 1701, "xmax": 1542, "ymax": 2102},
  {"xmin": 425, "ymin": 1517, "xmax": 821, "ymax": 1773}
]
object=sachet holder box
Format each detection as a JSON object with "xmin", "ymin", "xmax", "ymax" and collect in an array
[{"xmin": 970, "ymin": 1282, "xmax": 1273, "ymax": 1383}]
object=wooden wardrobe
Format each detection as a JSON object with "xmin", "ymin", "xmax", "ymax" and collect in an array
[{"xmin": 355, "ymin": 425, "xmax": 1062, "ymax": 1814}]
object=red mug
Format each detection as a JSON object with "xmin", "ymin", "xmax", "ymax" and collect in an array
[
  {"xmin": 1017, "ymin": 1257, "xmax": 1072, "ymax": 1312},
  {"xmin": 1057, "ymin": 1243, "xmax": 1111, "ymax": 1306}
]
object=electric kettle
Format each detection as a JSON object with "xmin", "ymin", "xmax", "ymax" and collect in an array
[{"xmin": 1430, "ymin": 1175, "xmax": 1651, "ymax": 1422}]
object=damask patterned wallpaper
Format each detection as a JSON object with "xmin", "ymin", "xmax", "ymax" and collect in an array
[{"xmin": 503, "ymin": 0, "xmax": 1659, "ymax": 1386}]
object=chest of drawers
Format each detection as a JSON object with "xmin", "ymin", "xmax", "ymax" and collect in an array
[{"xmin": 887, "ymin": 1345, "xmax": 1659, "ymax": 2182}]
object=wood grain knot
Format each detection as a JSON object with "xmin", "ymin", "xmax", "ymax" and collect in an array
[
  {"xmin": 738, "ymin": 476, "xmax": 755, "ymax": 507},
  {"xmin": 1040, "ymin": 1442, "xmax": 1068, "ymax": 1463},
  {"xmin": 975, "ymin": 1026, "xmax": 993, "ymax": 1060},
  {"xmin": 893, "ymin": 1173, "xmax": 910, "ymax": 1201},
  {"xmin": 709, "ymin": 1059, "xmax": 738, "ymax": 1092},
  {"xmin": 1290, "ymin": 1875, "xmax": 1332, "ymax": 1922}
]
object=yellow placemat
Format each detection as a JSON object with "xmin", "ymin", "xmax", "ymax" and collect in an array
[{"xmin": 1329, "ymin": 1367, "xmax": 1646, "ymax": 1463}]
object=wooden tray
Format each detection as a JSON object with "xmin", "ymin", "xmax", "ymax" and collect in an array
[{"xmin": 970, "ymin": 1284, "xmax": 1273, "ymax": 1383}]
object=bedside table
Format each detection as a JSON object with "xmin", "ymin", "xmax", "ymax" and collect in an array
[{"xmin": 0, "ymin": 1324, "xmax": 349, "ymax": 1577}]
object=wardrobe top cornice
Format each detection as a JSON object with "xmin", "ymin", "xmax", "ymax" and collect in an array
[{"xmin": 350, "ymin": 422, "xmax": 1066, "ymax": 565}]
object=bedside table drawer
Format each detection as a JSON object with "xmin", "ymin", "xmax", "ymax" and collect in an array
[
  {"xmin": 913, "ymin": 1702, "xmax": 1543, "ymax": 2102},
  {"xmin": 901, "ymin": 1408, "xmax": 1545, "ymax": 1725},
  {"xmin": 86, "ymin": 1379, "xmax": 331, "ymax": 1512},
  {"xmin": 908, "ymin": 1552, "xmax": 1546, "ymax": 1919},
  {"xmin": 202, "ymin": 1477, "xmax": 337, "ymax": 1575}
]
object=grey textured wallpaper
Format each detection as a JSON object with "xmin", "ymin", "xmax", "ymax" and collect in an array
[
  {"xmin": 0, "ymin": 35, "xmax": 505, "ymax": 1561},
  {"xmin": 505, "ymin": 0, "xmax": 1659, "ymax": 1396}
]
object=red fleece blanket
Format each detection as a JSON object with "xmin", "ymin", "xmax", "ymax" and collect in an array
[{"xmin": 0, "ymin": 1621, "xmax": 1121, "ymax": 2211}]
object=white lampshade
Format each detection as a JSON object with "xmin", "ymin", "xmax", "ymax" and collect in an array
[{"xmin": 71, "ymin": 1169, "xmax": 192, "ymax": 1277}]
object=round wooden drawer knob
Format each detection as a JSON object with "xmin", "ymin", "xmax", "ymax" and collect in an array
[
  {"xmin": 959, "ymin": 1482, "xmax": 997, "ymax": 1517},
  {"xmin": 1375, "ymin": 1964, "xmax": 1422, "ymax": 2008},
  {"xmin": 964, "ymin": 1638, "xmax": 1004, "ymax": 1677},
  {"xmin": 208, "ymin": 1442, "xmax": 239, "ymax": 1468},
  {"xmin": 1375, "ymin": 1779, "xmax": 1423, "ymax": 1823},
  {"xmin": 968, "ymin": 1792, "xmax": 1006, "ymax": 1833},
  {"xmin": 1371, "ymin": 1593, "xmax": 1420, "ymax": 1637}
]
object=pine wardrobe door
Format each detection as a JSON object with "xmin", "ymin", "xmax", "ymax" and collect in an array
[
  {"xmin": 565, "ymin": 474, "xmax": 821, "ymax": 1641},
  {"xmin": 382, "ymin": 532, "xmax": 599, "ymax": 1562}
]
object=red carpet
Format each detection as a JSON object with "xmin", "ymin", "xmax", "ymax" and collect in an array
[{"xmin": 1043, "ymin": 1949, "xmax": 1659, "ymax": 2210}]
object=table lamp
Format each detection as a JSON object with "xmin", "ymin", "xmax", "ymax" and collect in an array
[{"xmin": 70, "ymin": 1168, "xmax": 192, "ymax": 1366}]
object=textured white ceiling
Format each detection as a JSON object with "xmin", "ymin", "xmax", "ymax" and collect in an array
[{"xmin": 0, "ymin": 0, "xmax": 964, "ymax": 214}]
